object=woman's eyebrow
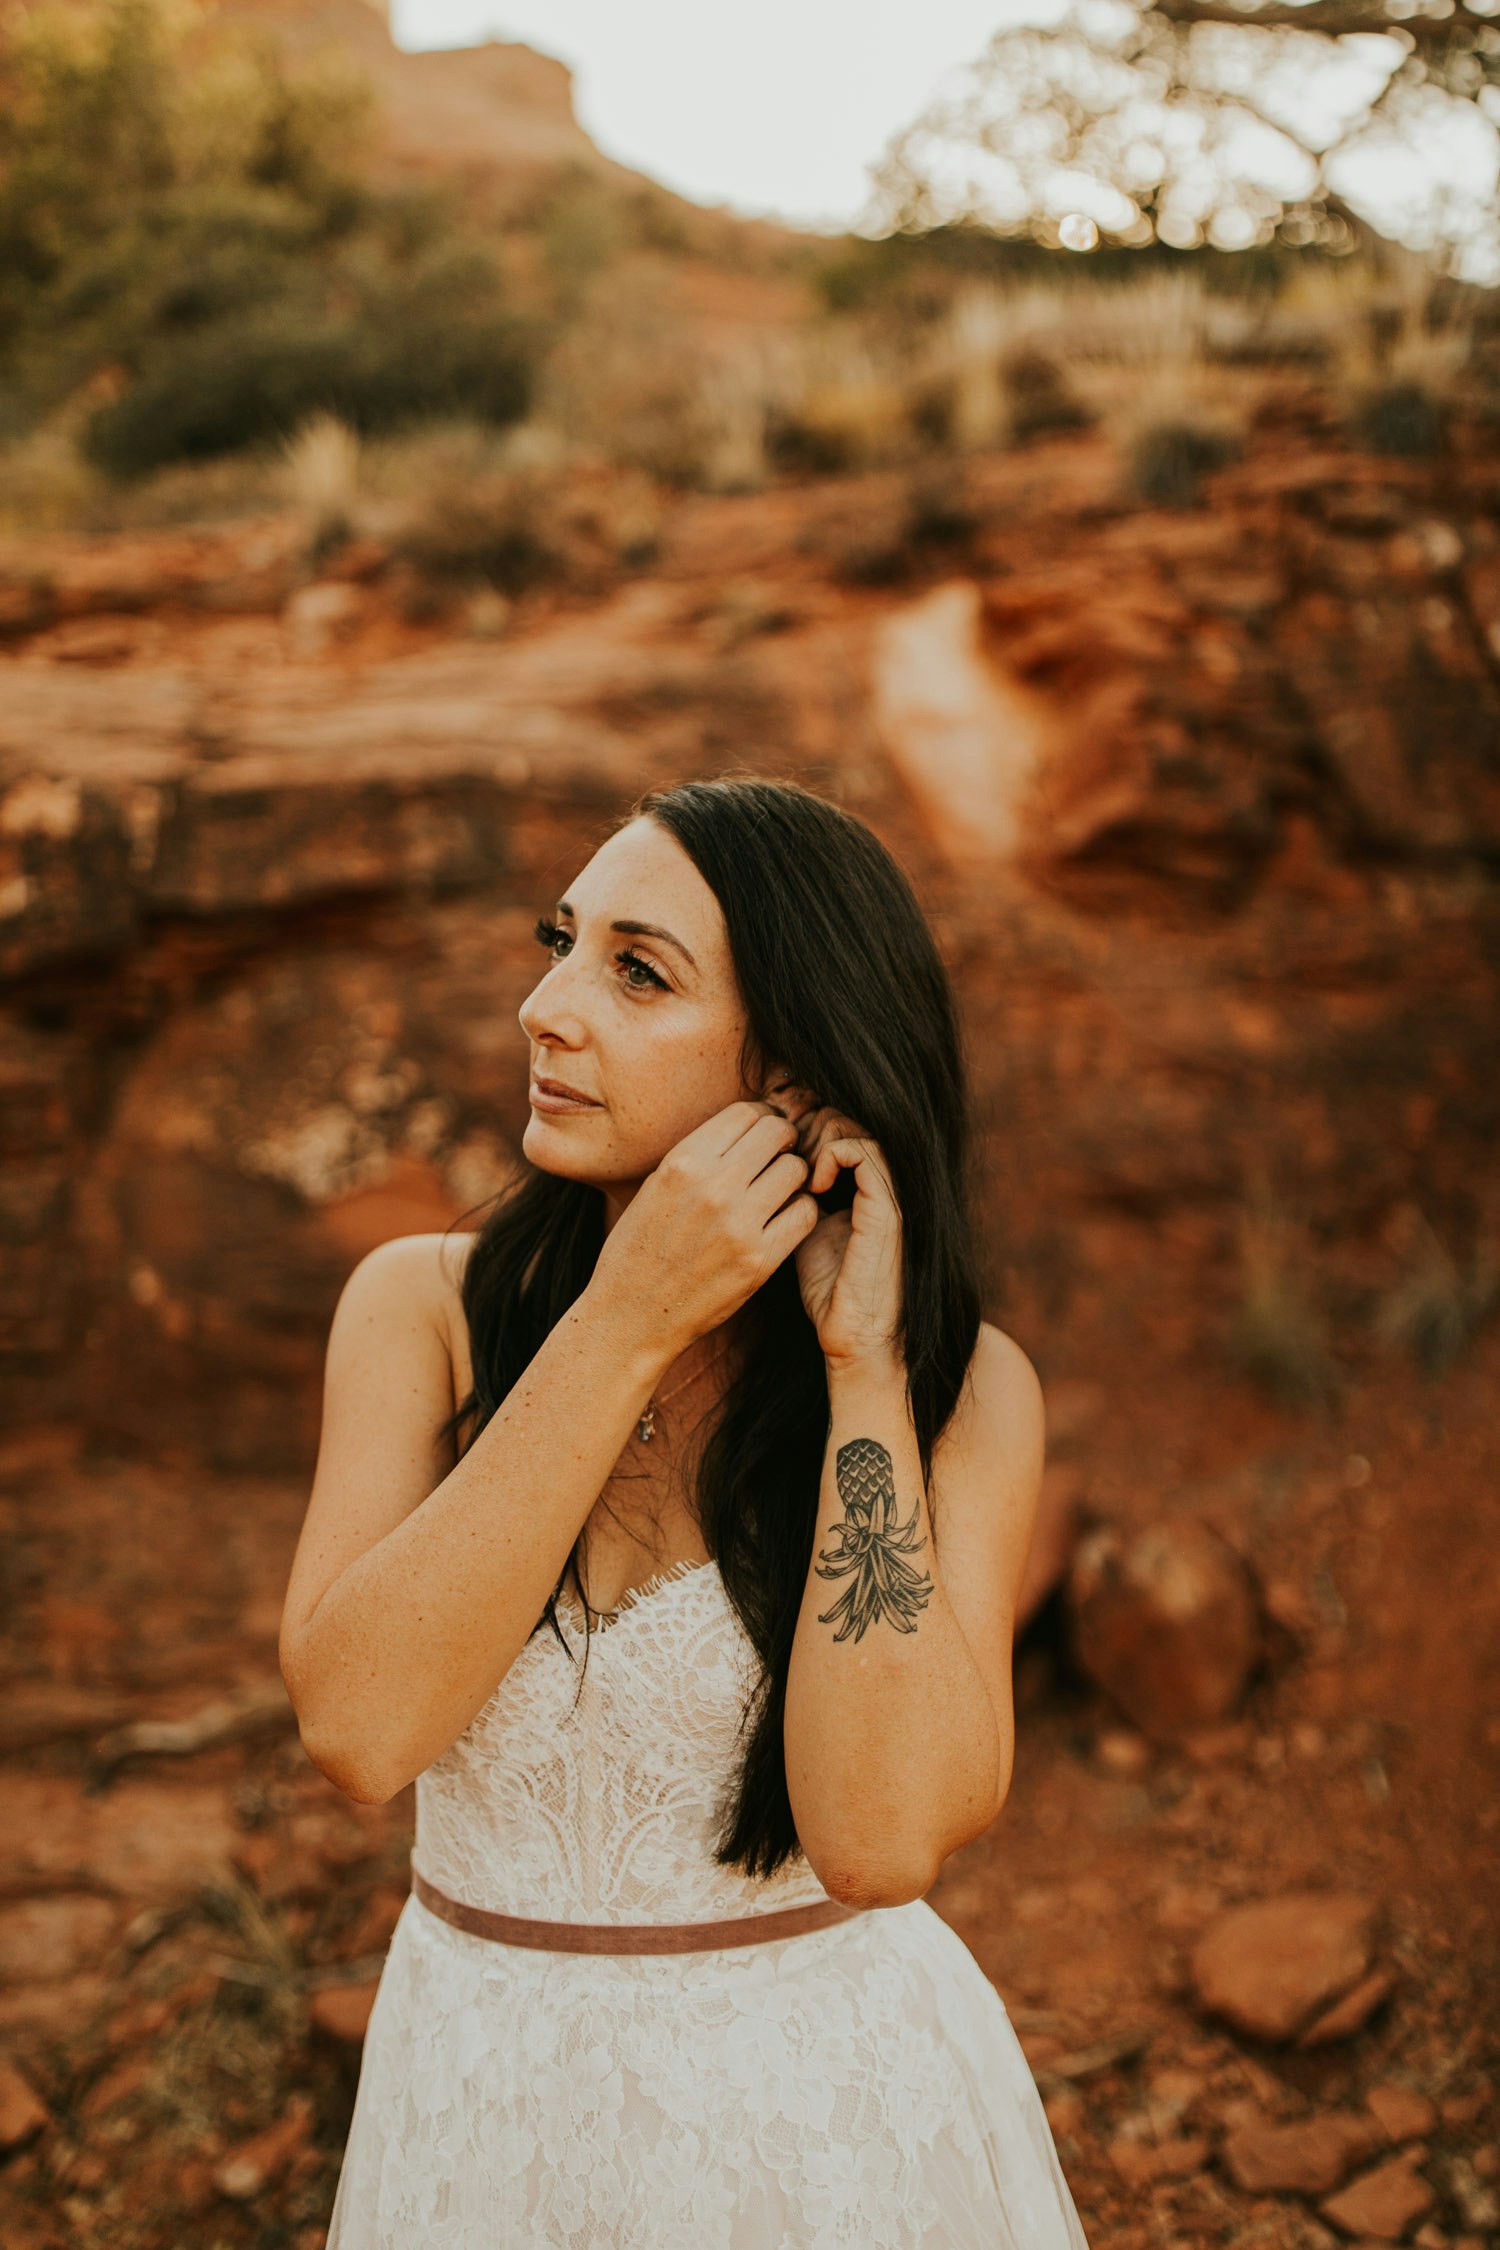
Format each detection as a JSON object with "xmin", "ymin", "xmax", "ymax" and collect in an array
[{"xmin": 554, "ymin": 901, "xmax": 697, "ymax": 969}]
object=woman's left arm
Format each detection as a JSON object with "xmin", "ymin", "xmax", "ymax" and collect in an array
[{"xmin": 781, "ymin": 1115, "xmax": 1045, "ymax": 1910}]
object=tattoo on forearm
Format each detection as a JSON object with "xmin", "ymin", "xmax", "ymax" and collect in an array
[{"xmin": 814, "ymin": 1436, "xmax": 934, "ymax": 1642}]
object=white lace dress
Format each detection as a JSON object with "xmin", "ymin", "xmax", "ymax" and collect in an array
[{"xmin": 324, "ymin": 1558, "xmax": 1093, "ymax": 2250}]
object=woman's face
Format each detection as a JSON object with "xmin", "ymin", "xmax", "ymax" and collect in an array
[{"xmin": 518, "ymin": 817, "xmax": 805, "ymax": 1210}]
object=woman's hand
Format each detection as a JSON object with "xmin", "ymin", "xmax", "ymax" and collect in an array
[
  {"xmin": 790, "ymin": 1104, "xmax": 905, "ymax": 1374},
  {"xmin": 589, "ymin": 1099, "xmax": 820, "ymax": 1359}
]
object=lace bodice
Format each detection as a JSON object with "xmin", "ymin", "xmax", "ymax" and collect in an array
[
  {"xmin": 413, "ymin": 1559, "xmax": 836, "ymax": 1923},
  {"xmin": 334, "ymin": 1554, "xmax": 1096, "ymax": 2248}
]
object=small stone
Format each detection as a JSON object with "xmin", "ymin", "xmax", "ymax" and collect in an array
[
  {"xmin": 308, "ymin": 1982, "xmax": 378, "ymax": 2043},
  {"xmin": 1297, "ymin": 1967, "xmax": 1398, "ymax": 2046},
  {"xmin": 1109, "ymin": 2131, "xmax": 1211, "ymax": 2184},
  {"xmin": 1365, "ymin": 2085, "xmax": 1438, "ymax": 2143},
  {"xmin": 1094, "ymin": 1726, "xmax": 1153, "ymax": 1776},
  {"xmin": 1320, "ymin": 2152, "xmax": 1435, "ymax": 2240},
  {"xmin": 0, "ymin": 2059, "xmax": 50, "ymax": 2149},
  {"xmin": 1222, "ymin": 2110, "xmax": 1387, "ymax": 2194},
  {"xmin": 1191, "ymin": 1891, "xmax": 1381, "ymax": 2042},
  {"xmin": 1439, "ymin": 2092, "xmax": 1486, "ymax": 2129},
  {"xmin": 212, "ymin": 2094, "xmax": 314, "ymax": 2201}
]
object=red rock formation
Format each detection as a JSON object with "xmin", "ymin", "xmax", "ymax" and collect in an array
[{"xmin": 1, "ymin": 434, "xmax": 1497, "ymax": 1469}]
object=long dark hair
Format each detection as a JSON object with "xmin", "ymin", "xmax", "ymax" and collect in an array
[{"xmin": 438, "ymin": 773, "xmax": 983, "ymax": 1880}]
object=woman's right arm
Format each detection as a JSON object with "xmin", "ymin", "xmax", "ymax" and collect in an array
[
  {"xmin": 277, "ymin": 1232, "xmax": 681, "ymax": 1805},
  {"xmin": 280, "ymin": 1099, "xmax": 817, "ymax": 1805}
]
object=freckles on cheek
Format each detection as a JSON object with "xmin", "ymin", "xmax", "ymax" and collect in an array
[{"xmin": 646, "ymin": 1027, "xmax": 744, "ymax": 1126}]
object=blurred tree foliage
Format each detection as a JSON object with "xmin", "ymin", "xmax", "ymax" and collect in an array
[
  {"xmin": 811, "ymin": 220, "xmax": 1349, "ymax": 322},
  {"xmin": 0, "ymin": 0, "xmax": 538, "ymax": 474},
  {"xmin": 864, "ymin": 0, "xmax": 1500, "ymax": 285}
]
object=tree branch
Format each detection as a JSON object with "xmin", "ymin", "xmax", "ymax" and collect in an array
[{"xmin": 1152, "ymin": 0, "xmax": 1490, "ymax": 44}]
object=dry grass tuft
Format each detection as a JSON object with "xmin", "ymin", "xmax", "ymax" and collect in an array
[
  {"xmin": 1289, "ymin": 247, "xmax": 1478, "ymax": 456},
  {"xmin": 349, "ymin": 418, "xmax": 665, "ymax": 604},
  {"xmin": 1373, "ymin": 1208, "xmax": 1500, "ymax": 1375},
  {"xmin": 909, "ymin": 282, "xmax": 1089, "ymax": 452},
  {"xmin": 1056, "ymin": 274, "xmax": 1265, "ymax": 505},
  {"xmin": 764, "ymin": 330, "xmax": 915, "ymax": 476},
  {"xmin": 279, "ymin": 412, "xmax": 362, "ymax": 559},
  {"xmin": 1227, "ymin": 1192, "xmax": 1338, "ymax": 1408}
]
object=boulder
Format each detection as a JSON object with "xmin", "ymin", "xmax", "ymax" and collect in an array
[
  {"xmin": 1190, "ymin": 1890, "xmax": 1382, "ymax": 2042},
  {"xmin": 1068, "ymin": 1515, "xmax": 1263, "ymax": 1739},
  {"xmin": 0, "ymin": 2060, "xmax": 50, "ymax": 2149},
  {"xmin": 1320, "ymin": 2151, "xmax": 1435, "ymax": 2241},
  {"xmin": 1222, "ymin": 2109, "xmax": 1387, "ymax": 2193}
]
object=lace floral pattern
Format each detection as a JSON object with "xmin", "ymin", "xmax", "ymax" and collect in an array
[{"xmin": 325, "ymin": 1562, "xmax": 1093, "ymax": 2250}]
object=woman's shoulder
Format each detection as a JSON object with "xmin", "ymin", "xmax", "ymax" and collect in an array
[
  {"xmin": 971, "ymin": 1320, "xmax": 1042, "ymax": 1400},
  {"xmin": 938, "ymin": 1320, "xmax": 1044, "ymax": 1454},
  {"xmin": 346, "ymin": 1230, "xmax": 481, "ymax": 1401},
  {"xmin": 347, "ymin": 1228, "xmax": 479, "ymax": 1302}
]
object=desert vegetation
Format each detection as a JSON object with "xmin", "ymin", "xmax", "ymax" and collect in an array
[{"xmin": 3, "ymin": 0, "xmax": 1497, "ymax": 564}]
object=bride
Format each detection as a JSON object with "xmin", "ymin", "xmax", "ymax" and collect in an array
[{"xmin": 279, "ymin": 772, "xmax": 1092, "ymax": 2247}]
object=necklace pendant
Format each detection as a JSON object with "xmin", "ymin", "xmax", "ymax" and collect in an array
[{"xmin": 637, "ymin": 1406, "xmax": 656, "ymax": 1443}]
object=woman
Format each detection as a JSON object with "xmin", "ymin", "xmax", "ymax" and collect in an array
[{"xmin": 281, "ymin": 774, "xmax": 1092, "ymax": 2248}]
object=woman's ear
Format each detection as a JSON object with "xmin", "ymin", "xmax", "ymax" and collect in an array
[{"xmin": 760, "ymin": 1065, "xmax": 810, "ymax": 1109}]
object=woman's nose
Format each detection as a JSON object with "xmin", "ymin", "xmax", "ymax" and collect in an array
[{"xmin": 518, "ymin": 965, "xmax": 586, "ymax": 1049}]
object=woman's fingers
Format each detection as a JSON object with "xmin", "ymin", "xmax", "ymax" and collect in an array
[
  {"xmin": 809, "ymin": 1135, "xmax": 894, "ymax": 1202},
  {"xmin": 733, "ymin": 1109, "xmax": 804, "ymax": 1184},
  {"xmin": 683, "ymin": 1098, "xmax": 794, "ymax": 1164},
  {"xmin": 764, "ymin": 1186, "xmax": 822, "ymax": 1264},
  {"xmin": 809, "ymin": 1136, "xmax": 860, "ymax": 1195},
  {"xmin": 751, "ymin": 1147, "xmax": 812, "ymax": 1221}
]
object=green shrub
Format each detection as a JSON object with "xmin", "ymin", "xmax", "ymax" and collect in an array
[
  {"xmin": 1128, "ymin": 419, "xmax": 1241, "ymax": 506},
  {"xmin": 84, "ymin": 297, "xmax": 534, "ymax": 476},
  {"xmin": 0, "ymin": 0, "xmax": 538, "ymax": 475},
  {"xmin": 1350, "ymin": 381, "xmax": 1447, "ymax": 458}
]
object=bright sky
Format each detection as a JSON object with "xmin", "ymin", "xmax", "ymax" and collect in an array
[
  {"xmin": 392, "ymin": 0, "xmax": 1499, "ymax": 279},
  {"xmin": 390, "ymin": 0, "xmax": 1029, "ymax": 231}
]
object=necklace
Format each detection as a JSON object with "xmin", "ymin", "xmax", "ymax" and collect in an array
[{"xmin": 636, "ymin": 1338, "xmax": 734, "ymax": 1444}]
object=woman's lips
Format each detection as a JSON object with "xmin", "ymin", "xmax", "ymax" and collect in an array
[{"xmin": 529, "ymin": 1081, "xmax": 602, "ymax": 1113}]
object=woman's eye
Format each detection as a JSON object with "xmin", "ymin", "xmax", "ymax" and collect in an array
[
  {"xmin": 533, "ymin": 915, "xmax": 571, "ymax": 958},
  {"xmin": 617, "ymin": 949, "xmax": 666, "ymax": 991}
]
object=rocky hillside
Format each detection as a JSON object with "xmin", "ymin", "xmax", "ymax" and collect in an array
[{"xmin": 2, "ymin": 422, "xmax": 1496, "ymax": 1461}]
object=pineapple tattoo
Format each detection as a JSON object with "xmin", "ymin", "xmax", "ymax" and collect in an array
[{"xmin": 815, "ymin": 1436, "xmax": 934, "ymax": 1642}]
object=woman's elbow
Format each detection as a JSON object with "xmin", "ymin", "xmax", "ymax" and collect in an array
[
  {"xmin": 815, "ymin": 1852, "xmax": 939, "ymax": 1911},
  {"xmin": 299, "ymin": 1721, "xmax": 400, "ymax": 1806},
  {"xmin": 280, "ymin": 1636, "xmax": 391, "ymax": 1803}
]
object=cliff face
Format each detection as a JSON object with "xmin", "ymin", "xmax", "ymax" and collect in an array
[
  {"xmin": 2, "ymin": 427, "xmax": 1496, "ymax": 1465},
  {"xmin": 209, "ymin": 0, "xmax": 619, "ymax": 191}
]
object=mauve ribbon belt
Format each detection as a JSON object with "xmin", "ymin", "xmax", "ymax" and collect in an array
[{"xmin": 409, "ymin": 1863, "xmax": 867, "ymax": 1954}]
